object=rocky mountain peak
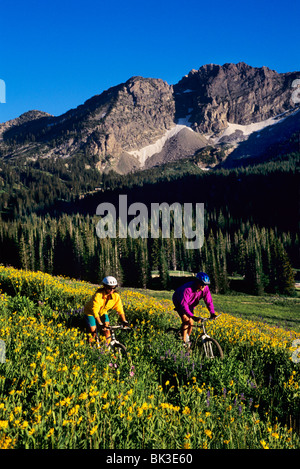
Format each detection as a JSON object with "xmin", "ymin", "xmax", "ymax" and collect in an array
[
  {"xmin": 174, "ymin": 63, "xmax": 299, "ymax": 136},
  {"xmin": 0, "ymin": 63, "xmax": 299, "ymax": 173},
  {"xmin": 0, "ymin": 110, "xmax": 53, "ymax": 143}
]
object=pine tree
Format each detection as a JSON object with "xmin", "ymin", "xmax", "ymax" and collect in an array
[
  {"xmin": 269, "ymin": 237, "xmax": 295, "ymax": 295},
  {"xmin": 244, "ymin": 240, "xmax": 265, "ymax": 295},
  {"xmin": 119, "ymin": 237, "xmax": 137, "ymax": 287},
  {"xmin": 206, "ymin": 231, "xmax": 220, "ymax": 293},
  {"xmin": 216, "ymin": 230, "xmax": 229, "ymax": 293},
  {"xmin": 159, "ymin": 247, "xmax": 170, "ymax": 290},
  {"xmin": 134, "ymin": 239, "xmax": 150, "ymax": 289},
  {"xmin": 18, "ymin": 234, "xmax": 30, "ymax": 270},
  {"xmin": 72, "ymin": 228, "xmax": 85, "ymax": 279}
]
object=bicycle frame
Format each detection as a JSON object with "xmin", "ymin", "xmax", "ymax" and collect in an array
[
  {"xmin": 107, "ymin": 325, "xmax": 131, "ymax": 349},
  {"xmin": 192, "ymin": 315, "xmax": 222, "ymax": 358},
  {"xmin": 96, "ymin": 324, "xmax": 131, "ymax": 349},
  {"xmin": 166, "ymin": 314, "xmax": 223, "ymax": 359},
  {"xmin": 192, "ymin": 315, "xmax": 220, "ymax": 335}
]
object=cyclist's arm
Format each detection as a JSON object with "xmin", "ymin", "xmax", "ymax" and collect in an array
[
  {"xmin": 92, "ymin": 293, "xmax": 103, "ymax": 321},
  {"xmin": 95, "ymin": 316, "xmax": 103, "ymax": 328},
  {"xmin": 84, "ymin": 292, "xmax": 103, "ymax": 320},
  {"xmin": 113, "ymin": 294, "xmax": 128, "ymax": 324},
  {"xmin": 90, "ymin": 293, "xmax": 108, "ymax": 326},
  {"xmin": 202, "ymin": 287, "xmax": 216, "ymax": 317}
]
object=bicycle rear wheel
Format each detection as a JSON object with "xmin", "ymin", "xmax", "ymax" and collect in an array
[
  {"xmin": 193, "ymin": 337, "xmax": 223, "ymax": 360},
  {"xmin": 166, "ymin": 327, "xmax": 181, "ymax": 340}
]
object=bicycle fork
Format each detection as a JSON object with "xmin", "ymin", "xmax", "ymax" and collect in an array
[{"xmin": 201, "ymin": 333, "xmax": 214, "ymax": 358}]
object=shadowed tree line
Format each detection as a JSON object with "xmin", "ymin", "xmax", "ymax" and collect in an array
[
  {"xmin": 0, "ymin": 213, "xmax": 296, "ymax": 295},
  {"xmin": 0, "ymin": 151, "xmax": 298, "ymax": 295}
]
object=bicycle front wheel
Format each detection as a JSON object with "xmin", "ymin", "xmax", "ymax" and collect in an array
[
  {"xmin": 110, "ymin": 343, "xmax": 132, "ymax": 370},
  {"xmin": 193, "ymin": 337, "xmax": 224, "ymax": 360}
]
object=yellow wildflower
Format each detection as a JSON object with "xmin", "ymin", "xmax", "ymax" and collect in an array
[
  {"xmin": 90, "ymin": 425, "xmax": 98, "ymax": 436},
  {"xmin": 182, "ymin": 406, "xmax": 191, "ymax": 415},
  {"xmin": 260, "ymin": 440, "xmax": 269, "ymax": 449},
  {"xmin": 46, "ymin": 428, "xmax": 54, "ymax": 438}
]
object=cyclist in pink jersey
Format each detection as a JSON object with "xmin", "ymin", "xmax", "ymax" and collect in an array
[{"xmin": 172, "ymin": 272, "xmax": 216, "ymax": 343}]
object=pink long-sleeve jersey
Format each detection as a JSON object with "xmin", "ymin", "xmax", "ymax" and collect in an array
[{"xmin": 172, "ymin": 281, "xmax": 215, "ymax": 317}]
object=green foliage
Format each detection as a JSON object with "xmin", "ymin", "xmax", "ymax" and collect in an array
[
  {"xmin": 0, "ymin": 152, "xmax": 298, "ymax": 296},
  {"xmin": 0, "ymin": 213, "xmax": 297, "ymax": 296},
  {"xmin": 0, "ymin": 269, "xmax": 299, "ymax": 449}
]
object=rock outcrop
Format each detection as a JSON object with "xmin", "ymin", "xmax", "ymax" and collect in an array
[{"xmin": 174, "ymin": 62, "xmax": 299, "ymax": 135}]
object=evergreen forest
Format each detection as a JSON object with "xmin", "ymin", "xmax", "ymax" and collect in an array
[{"xmin": 0, "ymin": 151, "xmax": 299, "ymax": 296}]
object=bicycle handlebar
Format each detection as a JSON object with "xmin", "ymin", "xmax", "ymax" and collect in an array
[
  {"xmin": 193, "ymin": 314, "xmax": 222, "ymax": 324},
  {"xmin": 98, "ymin": 324, "xmax": 132, "ymax": 331}
]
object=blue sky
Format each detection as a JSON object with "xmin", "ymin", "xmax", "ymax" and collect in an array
[{"xmin": 0, "ymin": 0, "xmax": 299, "ymax": 123}]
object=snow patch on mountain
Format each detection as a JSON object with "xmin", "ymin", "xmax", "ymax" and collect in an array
[
  {"xmin": 127, "ymin": 124, "xmax": 193, "ymax": 166},
  {"xmin": 214, "ymin": 109, "xmax": 298, "ymax": 144},
  {"xmin": 177, "ymin": 111, "xmax": 193, "ymax": 127}
]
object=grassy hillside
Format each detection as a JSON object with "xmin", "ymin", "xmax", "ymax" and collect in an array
[
  {"xmin": 128, "ymin": 287, "xmax": 300, "ymax": 333},
  {"xmin": 0, "ymin": 266, "xmax": 299, "ymax": 449}
]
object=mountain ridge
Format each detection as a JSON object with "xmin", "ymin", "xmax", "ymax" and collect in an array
[{"xmin": 1, "ymin": 62, "xmax": 299, "ymax": 173}]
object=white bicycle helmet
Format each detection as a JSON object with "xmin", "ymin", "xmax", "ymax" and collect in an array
[{"xmin": 102, "ymin": 276, "xmax": 118, "ymax": 287}]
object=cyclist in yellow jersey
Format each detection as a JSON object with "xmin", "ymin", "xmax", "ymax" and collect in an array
[{"xmin": 84, "ymin": 276, "xmax": 128, "ymax": 344}]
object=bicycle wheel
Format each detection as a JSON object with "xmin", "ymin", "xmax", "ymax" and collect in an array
[
  {"xmin": 110, "ymin": 343, "xmax": 132, "ymax": 370},
  {"xmin": 166, "ymin": 327, "xmax": 181, "ymax": 340},
  {"xmin": 193, "ymin": 337, "xmax": 223, "ymax": 360}
]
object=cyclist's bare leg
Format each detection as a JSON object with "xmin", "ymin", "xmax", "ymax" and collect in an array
[
  {"xmin": 181, "ymin": 314, "xmax": 194, "ymax": 343},
  {"xmin": 102, "ymin": 321, "xmax": 111, "ymax": 345},
  {"xmin": 87, "ymin": 325, "xmax": 98, "ymax": 345}
]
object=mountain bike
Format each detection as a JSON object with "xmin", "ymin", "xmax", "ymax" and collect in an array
[
  {"xmin": 166, "ymin": 315, "xmax": 223, "ymax": 359},
  {"xmin": 96, "ymin": 324, "xmax": 133, "ymax": 370}
]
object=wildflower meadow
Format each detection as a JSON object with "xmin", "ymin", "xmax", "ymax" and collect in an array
[{"xmin": 0, "ymin": 265, "xmax": 299, "ymax": 449}]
